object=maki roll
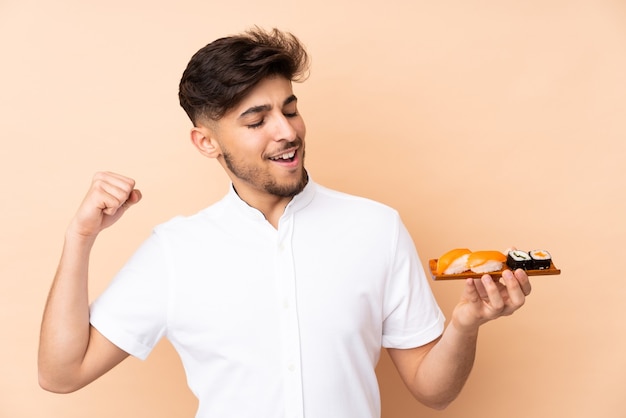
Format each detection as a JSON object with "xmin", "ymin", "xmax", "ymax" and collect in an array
[
  {"xmin": 507, "ymin": 250, "xmax": 532, "ymax": 270},
  {"xmin": 529, "ymin": 249, "xmax": 552, "ymax": 270}
]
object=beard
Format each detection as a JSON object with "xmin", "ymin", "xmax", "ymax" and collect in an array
[{"xmin": 222, "ymin": 142, "xmax": 308, "ymax": 198}]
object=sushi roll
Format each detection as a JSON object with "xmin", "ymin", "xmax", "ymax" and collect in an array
[
  {"xmin": 467, "ymin": 250, "xmax": 507, "ymax": 273},
  {"xmin": 529, "ymin": 249, "xmax": 552, "ymax": 270},
  {"xmin": 507, "ymin": 250, "xmax": 532, "ymax": 270},
  {"xmin": 436, "ymin": 248, "xmax": 471, "ymax": 275}
]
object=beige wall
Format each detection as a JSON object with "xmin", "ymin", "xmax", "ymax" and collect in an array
[{"xmin": 2, "ymin": 0, "xmax": 625, "ymax": 417}]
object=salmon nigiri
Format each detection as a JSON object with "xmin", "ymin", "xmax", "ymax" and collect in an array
[
  {"xmin": 436, "ymin": 248, "xmax": 472, "ymax": 275},
  {"xmin": 467, "ymin": 250, "xmax": 507, "ymax": 273}
]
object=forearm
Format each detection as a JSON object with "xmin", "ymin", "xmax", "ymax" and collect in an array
[
  {"xmin": 38, "ymin": 231, "xmax": 96, "ymax": 391},
  {"xmin": 393, "ymin": 273, "xmax": 532, "ymax": 409},
  {"xmin": 412, "ymin": 322, "xmax": 479, "ymax": 409}
]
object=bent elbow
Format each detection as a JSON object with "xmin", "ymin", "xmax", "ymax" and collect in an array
[
  {"xmin": 427, "ymin": 399, "xmax": 453, "ymax": 411},
  {"xmin": 417, "ymin": 393, "xmax": 457, "ymax": 411},
  {"xmin": 38, "ymin": 370, "xmax": 82, "ymax": 394}
]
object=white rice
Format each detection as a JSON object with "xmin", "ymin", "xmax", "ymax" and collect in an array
[
  {"xmin": 444, "ymin": 254, "xmax": 470, "ymax": 274},
  {"xmin": 470, "ymin": 260, "xmax": 503, "ymax": 273}
]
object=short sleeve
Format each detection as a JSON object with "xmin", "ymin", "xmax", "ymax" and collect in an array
[
  {"xmin": 381, "ymin": 219, "xmax": 445, "ymax": 349},
  {"xmin": 89, "ymin": 231, "xmax": 169, "ymax": 360}
]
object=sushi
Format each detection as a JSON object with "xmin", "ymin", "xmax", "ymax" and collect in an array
[
  {"xmin": 433, "ymin": 247, "xmax": 556, "ymax": 278},
  {"xmin": 467, "ymin": 250, "xmax": 507, "ymax": 273},
  {"xmin": 529, "ymin": 249, "xmax": 552, "ymax": 270},
  {"xmin": 507, "ymin": 250, "xmax": 532, "ymax": 270},
  {"xmin": 436, "ymin": 248, "xmax": 471, "ymax": 275}
]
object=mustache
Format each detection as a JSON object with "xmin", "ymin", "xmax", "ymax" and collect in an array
[{"xmin": 272, "ymin": 137, "xmax": 304, "ymax": 154}]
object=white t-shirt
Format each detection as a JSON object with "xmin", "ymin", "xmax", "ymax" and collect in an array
[{"xmin": 90, "ymin": 179, "xmax": 445, "ymax": 418}]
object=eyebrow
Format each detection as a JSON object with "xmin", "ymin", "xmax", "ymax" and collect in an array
[{"xmin": 238, "ymin": 94, "xmax": 298, "ymax": 119}]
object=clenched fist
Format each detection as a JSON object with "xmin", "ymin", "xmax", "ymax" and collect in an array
[{"xmin": 68, "ymin": 172, "xmax": 142, "ymax": 239}]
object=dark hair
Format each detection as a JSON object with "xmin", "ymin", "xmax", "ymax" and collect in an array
[{"xmin": 178, "ymin": 27, "xmax": 310, "ymax": 124}]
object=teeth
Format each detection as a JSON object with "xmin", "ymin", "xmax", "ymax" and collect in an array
[{"xmin": 272, "ymin": 151, "xmax": 295, "ymax": 160}]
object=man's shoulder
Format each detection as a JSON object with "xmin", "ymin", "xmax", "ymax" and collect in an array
[
  {"xmin": 152, "ymin": 194, "xmax": 231, "ymax": 234},
  {"xmin": 314, "ymin": 183, "xmax": 397, "ymax": 213},
  {"xmin": 309, "ymin": 183, "xmax": 401, "ymax": 228}
]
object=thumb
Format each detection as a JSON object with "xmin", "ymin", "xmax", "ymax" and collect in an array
[
  {"xmin": 122, "ymin": 189, "xmax": 142, "ymax": 209},
  {"xmin": 109, "ymin": 189, "xmax": 142, "ymax": 216},
  {"xmin": 128, "ymin": 189, "xmax": 142, "ymax": 205}
]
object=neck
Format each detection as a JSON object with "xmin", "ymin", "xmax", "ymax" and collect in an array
[
  {"xmin": 229, "ymin": 171, "xmax": 309, "ymax": 229},
  {"xmin": 232, "ymin": 186, "xmax": 294, "ymax": 229}
]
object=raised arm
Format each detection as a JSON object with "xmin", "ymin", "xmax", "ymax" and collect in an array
[
  {"xmin": 388, "ymin": 268, "xmax": 532, "ymax": 410},
  {"xmin": 38, "ymin": 172, "xmax": 142, "ymax": 393}
]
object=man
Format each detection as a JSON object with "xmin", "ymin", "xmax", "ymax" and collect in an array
[{"xmin": 38, "ymin": 28, "xmax": 531, "ymax": 418}]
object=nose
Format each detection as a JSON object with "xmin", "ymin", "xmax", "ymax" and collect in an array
[{"xmin": 273, "ymin": 113, "xmax": 298, "ymax": 142}]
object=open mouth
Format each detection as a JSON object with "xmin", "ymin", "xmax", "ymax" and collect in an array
[{"xmin": 269, "ymin": 150, "xmax": 296, "ymax": 162}]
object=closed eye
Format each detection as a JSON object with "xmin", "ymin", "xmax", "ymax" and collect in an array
[
  {"xmin": 247, "ymin": 119, "xmax": 265, "ymax": 129},
  {"xmin": 243, "ymin": 95, "xmax": 299, "ymax": 129},
  {"xmin": 247, "ymin": 112, "xmax": 298, "ymax": 129}
]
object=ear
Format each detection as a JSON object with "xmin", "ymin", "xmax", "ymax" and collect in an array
[{"xmin": 190, "ymin": 125, "xmax": 222, "ymax": 159}]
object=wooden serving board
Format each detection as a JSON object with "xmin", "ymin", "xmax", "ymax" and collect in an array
[{"xmin": 429, "ymin": 259, "xmax": 561, "ymax": 281}]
